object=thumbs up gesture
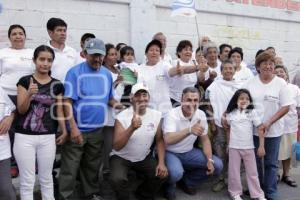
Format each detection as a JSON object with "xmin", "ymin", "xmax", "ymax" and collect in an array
[
  {"xmin": 176, "ymin": 60, "xmax": 184, "ymax": 76},
  {"xmin": 209, "ymin": 70, "xmax": 217, "ymax": 80},
  {"xmin": 131, "ymin": 112, "xmax": 142, "ymax": 130},
  {"xmin": 191, "ymin": 120, "xmax": 204, "ymax": 136},
  {"xmin": 28, "ymin": 77, "xmax": 38, "ymax": 96}
]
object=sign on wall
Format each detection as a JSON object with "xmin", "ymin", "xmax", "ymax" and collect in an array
[{"xmin": 193, "ymin": 0, "xmax": 300, "ymax": 22}]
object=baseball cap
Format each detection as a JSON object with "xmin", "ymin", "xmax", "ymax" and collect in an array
[
  {"xmin": 131, "ymin": 83, "xmax": 149, "ymax": 95},
  {"xmin": 84, "ymin": 38, "xmax": 106, "ymax": 55}
]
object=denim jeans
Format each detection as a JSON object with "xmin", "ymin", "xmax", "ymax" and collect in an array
[
  {"xmin": 165, "ymin": 148, "xmax": 223, "ymax": 195},
  {"xmin": 254, "ymin": 136, "xmax": 281, "ymax": 200}
]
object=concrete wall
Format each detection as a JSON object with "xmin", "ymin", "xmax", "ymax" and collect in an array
[{"xmin": 0, "ymin": 0, "xmax": 299, "ymax": 75}]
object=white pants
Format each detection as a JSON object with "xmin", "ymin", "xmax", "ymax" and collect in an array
[{"xmin": 14, "ymin": 133, "xmax": 56, "ymax": 200}]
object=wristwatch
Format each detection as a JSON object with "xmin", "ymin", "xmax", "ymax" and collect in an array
[{"xmin": 208, "ymin": 158, "xmax": 214, "ymax": 164}]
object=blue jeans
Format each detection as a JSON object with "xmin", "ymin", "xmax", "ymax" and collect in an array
[
  {"xmin": 165, "ymin": 148, "xmax": 223, "ymax": 195},
  {"xmin": 254, "ymin": 136, "xmax": 281, "ymax": 200}
]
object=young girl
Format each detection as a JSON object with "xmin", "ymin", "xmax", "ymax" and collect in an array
[
  {"xmin": 118, "ymin": 46, "xmax": 138, "ymax": 107},
  {"xmin": 226, "ymin": 89, "xmax": 266, "ymax": 200},
  {"xmin": 275, "ymin": 65, "xmax": 299, "ymax": 187},
  {"xmin": 14, "ymin": 45, "xmax": 67, "ymax": 200}
]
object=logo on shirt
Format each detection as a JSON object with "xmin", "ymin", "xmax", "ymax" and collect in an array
[{"xmin": 146, "ymin": 123, "xmax": 155, "ymax": 131}]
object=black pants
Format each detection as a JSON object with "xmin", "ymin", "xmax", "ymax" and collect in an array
[{"xmin": 109, "ymin": 155, "xmax": 167, "ymax": 200}]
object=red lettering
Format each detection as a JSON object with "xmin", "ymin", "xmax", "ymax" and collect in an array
[
  {"xmin": 252, "ymin": 0, "xmax": 267, "ymax": 6},
  {"xmin": 287, "ymin": 0, "xmax": 298, "ymax": 11}
]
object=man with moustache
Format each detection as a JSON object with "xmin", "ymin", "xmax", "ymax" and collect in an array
[{"xmin": 59, "ymin": 38, "xmax": 122, "ymax": 200}]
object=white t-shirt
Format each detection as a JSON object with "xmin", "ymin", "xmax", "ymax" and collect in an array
[
  {"xmin": 138, "ymin": 61, "xmax": 172, "ymax": 116},
  {"xmin": 169, "ymin": 59, "xmax": 198, "ymax": 102},
  {"xmin": 47, "ymin": 42, "xmax": 77, "ymax": 82},
  {"xmin": 111, "ymin": 107, "xmax": 162, "ymax": 162},
  {"xmin": 0, "ymin": 87, "xmax": 15, "ymax": 161},
  {"xmin": 227, "ymin": 109, "xmax": 261, "ymax": 149},
  {"xmin": 244, "ymin": 76, "xmax": 293, "ymax": 137},
  {"xmin": 283, "ymin": 83, "xmax": 300, "ymax": 134},
  {"xmin": 234, "ymin": 65, "xmax": 254, "ymax": 88},
  {"xmin": 105, "ymin": 71, "xmax": 122, "ymax": 126},
  {"xmin": 0, "ymin": 48, "xmax": 34, "ymax": 95},
  {"xmin": 163, "ymin": 106, "xmax": 208, "ymax": 153},
  {"xmin": 206, "ymin": 79, "xmax": 239, "ymax": 127}
]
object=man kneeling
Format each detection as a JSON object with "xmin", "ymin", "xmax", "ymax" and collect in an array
[
  {"xmin": 110, "ymin": 83, "xmax": 168, "ymax": 200},
  {"xmin": 163, "ymin": 87, "xmax": 223, "ymax": 200}
]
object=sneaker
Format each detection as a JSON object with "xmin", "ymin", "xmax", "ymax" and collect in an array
[
  {"xmin": 90, "ymin": 194, "xmax": 105, "ymax": 200},
  {"xmin": 212, "ymin": 180, "xmax": 226, "ymax": 192},
  {"xmin": 257, "ymin": 197, "xmax": 267, "ymax": 200},
  {"xmin": 233, "ymin": 195, "xmax": 244, "ymax": 200}
]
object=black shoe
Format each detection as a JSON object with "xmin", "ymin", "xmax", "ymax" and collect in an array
[
  {"xmin": 164, "ymin": 192, "xmax": 176, "ymax": 200},
  {"xmin": 177, "ymin": 179, "xmax": 196, "ymax": 195}
]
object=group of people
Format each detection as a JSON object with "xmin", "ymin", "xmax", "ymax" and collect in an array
[{"xmin": 0, "ymin": 17, "xmax": 298, "ymax": 200}]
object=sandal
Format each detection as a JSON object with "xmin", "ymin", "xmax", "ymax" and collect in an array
[{"xmin": 281, "ymin": 176, "xmax": 298, "ymax": 187}]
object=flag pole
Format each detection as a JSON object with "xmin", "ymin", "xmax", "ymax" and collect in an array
[{"xmin": 194, "ymin": 14, "xmax": 200, "ymax": 45}]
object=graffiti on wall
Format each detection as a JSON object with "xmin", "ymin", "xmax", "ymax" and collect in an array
[{"xmin": 216, "ymin": 26, "xmax": 261, "ymax": 48}]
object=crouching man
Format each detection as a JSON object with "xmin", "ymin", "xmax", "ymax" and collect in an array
[
  {"xmin": 163, "ymin": 87, "xmax": 223, "ymax": 200},
  {"xmin": 110, "ymin": 83, "xmax": 168, "ymax": 200}
]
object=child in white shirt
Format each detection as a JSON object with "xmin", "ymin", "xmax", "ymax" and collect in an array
[{"xmin": 226, "ymin": 89, "xmax": 266, "ymax": 200}]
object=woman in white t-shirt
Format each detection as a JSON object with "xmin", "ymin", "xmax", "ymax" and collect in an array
[
  {"xmin": 0, "ymin": 87, "xmax": 16, "ymax": 200},
  {"xmin": 229, "ymin": 47, "xmax": 253, "ymax": 88},
  {"xmin": 244, "ymin": 52, "xmax": 293, "ymax": 200},
  {"xmin": 169, "ymin": 40, "xmax": 199, "ymax": 106},
  {"xmin": 0, "ymin": 24, "xmax": 34, "ymax": 103},
  {"xmin": 274, "ymin": 65, "xmax": 299, "ymax": 187}
]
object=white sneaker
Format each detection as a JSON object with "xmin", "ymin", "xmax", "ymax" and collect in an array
[
  {"xmin": 258, "ymin": 197, "xmax": 267, "ymax": 200},
  {"xmin": 233, "ymin": 195, "xmax": 244, "ymax": 200}
]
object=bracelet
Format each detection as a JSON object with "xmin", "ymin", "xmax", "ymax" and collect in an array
[
  {"xmin": 189, "ymin": 126, "xmax": 192, "ymax": 135},
  {"xmin": 208, "ymin": 158, "xmax": 214, "ymax": 164}
]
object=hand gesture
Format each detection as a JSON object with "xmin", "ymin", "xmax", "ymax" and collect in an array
[
  {"xmin": 191, "ymin": 120, "xmax": 204, "ymax": 136},
  {"xmin": 257, "ymin": 146, "xmax": 266, "ymax": 158},
  {"xmin": 176, "ymin": 61, "xmax": 184, "ymax": 76},
  {"xmin": 28, "ymin": 77, "xmax": 38, "ymax": 96},
  {"xmin": 209, "ymin": 70, "xmax": 217, "ymax": 80},
  {"xmin": 131, "ymin": 112, "xmax": 142, "ymax": 130},
  {"xmin": 71, "ymin": 126, "xmax": 83, "ymax": 145},
  {"xmin": 155, "ymin": 163, "xmax": 168, "ymax": 178},
  {"xmin": 198, "ymin": 57, "xmax": 208, "ymax": 72}
]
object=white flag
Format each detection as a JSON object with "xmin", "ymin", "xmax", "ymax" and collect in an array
[{"xmin": 171, "ymin": 0, "xmax": 197, "ymax": 18}]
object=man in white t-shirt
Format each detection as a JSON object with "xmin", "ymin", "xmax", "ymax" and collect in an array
[
  {"xmin": 163, "ymin": 87, "xmax": 223, "ymax": 200},
  {"xmin": 109, "ymin": 83, "xmax": 168, "ymax": 200},
  {"xmin": 46, "ymin": 18, "xmax": 77, "ymax": 82}
]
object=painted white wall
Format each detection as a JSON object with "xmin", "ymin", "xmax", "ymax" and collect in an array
[{"xmin": 0, "ymin": 0, "xmax": 299, "ymax": 75}]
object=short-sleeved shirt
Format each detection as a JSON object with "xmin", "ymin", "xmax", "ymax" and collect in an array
[
  {"xmin": 169, "ymin": 59, "xmax": 198, "ymax": 102},
  {"xmin": 227, "ymin": 109, "xmax": 261, "ymax": 149},
  {"xmin": 16, "ymin": 75, "xmax": 64, "ymax": 135},
  {"xmin": 48, "ymin": 42, "xmax": 77, "ymax": 82},
  {"xmin": 64, "ymin": 62, "xmax": 114, "ymax": 132},
  {"xmin": 0, "ymin": 48, "xmax": 34, "ymax": 95},
  {"xmin": 138, "ymin": 61, "xmax": 172, "ymax": 116},
  {"xmin": 244, "ymin": 76, "xmax": 293, "ymax": 137},
  {"xmin": 283, "ymin": 83, "xmax": 300, "ymax": 134},
  {"xmin": 111, "ymin": 107, "xmax": 162, "ymax": 162},
  {"xmin": 163, "ymin": 106, "xmax": 208, "ymax": 153}
]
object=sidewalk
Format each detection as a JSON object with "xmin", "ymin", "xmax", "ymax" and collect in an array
[{"xmin": 13, "ymin": 167, "xmax": 300, "ymax": 199}]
